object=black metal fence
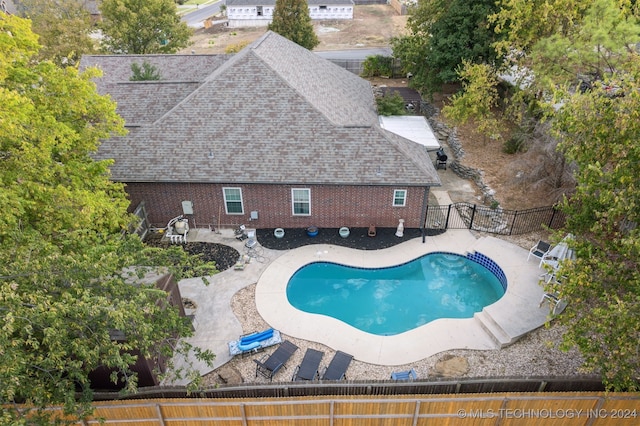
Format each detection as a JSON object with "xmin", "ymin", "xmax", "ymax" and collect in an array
[
  {"xmin": 425, "ymin": 203, "xmax": 566, "ymax": 236},
  {"xmin": 93, "ymin": 376, "xmax": 604, "ymax": 401}
]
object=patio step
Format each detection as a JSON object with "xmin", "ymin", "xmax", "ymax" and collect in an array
[{"xmin": 474, "ymin": 310, "xmax": 513, "ymax": 348}]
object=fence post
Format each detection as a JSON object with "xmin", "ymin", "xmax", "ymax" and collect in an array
[
  {"xmin": 548, "ymin": 208, "xmax": 557, "ymax": 229},
  {"xmin": 155, "ymin": 404, "xmax": 166, "ymax": 426},
  {"xmin": 445, "ymin": 204, "xmax": 452, "ymax": 229},
  {"xmin": 510, "ymin": 211, "xmax": 518, "ymax": 236},
  {"xmin": 469, "ymin": 204, "xmax": 477, "ymax": 230}
]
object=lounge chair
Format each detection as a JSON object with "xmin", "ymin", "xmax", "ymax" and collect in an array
[
  {"xmin": 228, "ymin": 328, "xmax": 282, "ymax": 357},
  {"xmin": 539, "ymin": 292, "xmax": 568, "ymax": 315},
  {"xmin": 321, "ymin": 350, "xmax": 353, "ymax": 380},
  {"xmin": 527, "ymin": 240, "xmax": 551, "ymax": 266},
  {"xmin": 254, "ymin": 340, "xmax": 299, "ymax": 381},
  {"xmin": 292, "ymin": 348, "xmax": 324, "ymax": 381},
  {"xmin": 391, "ymin": 368, "xmax": 418, "ymax": 381}
]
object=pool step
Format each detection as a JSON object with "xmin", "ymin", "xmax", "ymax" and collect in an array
[{"xmin": 474, "ymin": 310, "xmax": 513, "ymax": 348}]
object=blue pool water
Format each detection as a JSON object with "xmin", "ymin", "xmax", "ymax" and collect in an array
[{"xmin": 286, "ymin": 253, "xmax": 505, "ymax": 336}]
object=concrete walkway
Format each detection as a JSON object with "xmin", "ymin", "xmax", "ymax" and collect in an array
[{"xmin": 169, "ymin": 192, "xmax": 552, "ymax": 382}]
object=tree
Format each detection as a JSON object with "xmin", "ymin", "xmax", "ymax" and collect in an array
[
  {"xmin": 551, "ymin": 71, "xmax": 640, "ymax": 392},
  {"xmin": 16, "ymin": 0, "xmax": 96, "ymax": 66},
  {"xmin": 488, "ymin": 0, "xmax": 640, "ymax": 391},
  {"xmin": 392, "ymin": 0, "xmax": 502, "ymax": 96},
  {"xmin": 130, "ymin": 61, "xmax": 161, "ymax": 81},
  {"xmin": 99, "ymin": 0, "xmax": 192, "ymax": 54},
  {"xmin": 1, "ymin": 14, "xmax": 216, "ymax": 423},
  {"xmin": 268, "ymin": 0, "xmax": 319, "ymax": 50},
  {"xmin": 442, "ymin": 61, "xmax": 502, "ymax": 142},
  {"xmin": 376, "ymin": 91, "xmax": 407, "ymax": 116}
]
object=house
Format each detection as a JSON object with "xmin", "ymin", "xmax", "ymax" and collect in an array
[
  {"xmin": 79, "ymin": 31, "xmax": 440, "ymax": 231},
  {"xmin": 225, "ymin": 0, "xmax": 354, "ymax": 28}
]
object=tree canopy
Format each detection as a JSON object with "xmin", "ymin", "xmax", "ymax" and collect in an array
[
  {"xmin": 268, "ymin": 0, "xmax": 319, "ymax": 50},
  {"xmin": 551, "ymin": 70, "xmax": 640, "ymax": 391},
  {"xmin": 16, "ymin": 0, "xmax": 96, "ymax": 66},
  {"xmin": 1, "ymin": 14, "xmax": 216, "ymax": 423},
  {"xmin": 99, "ymin": 0, "xmax": 192, "ymax": 54},
  {"xmin": 438, "ymin": 0, "xmax": 640, "ymax": 390},
  {"xmin": 392, "ymin": 0, "xmax": 502, "ymax": 96}
]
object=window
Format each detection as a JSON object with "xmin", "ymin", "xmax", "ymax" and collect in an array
[
  {"xmin": 256, "ymin": 6, "xmax": 263, "ymax": 16},
  {"xmin": 223, "ymin": 187, "xmax": 244, "ymax": 214},
  {"xmin": 292, "ymin": 188, "xmax": 311, "ymax": 215},
  {"xmin": 393, "ymin": 189, "xmax": 407, "ymax": 207}
]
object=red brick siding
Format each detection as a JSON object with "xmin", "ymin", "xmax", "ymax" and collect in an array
[{"xmin": 125, "ymin": 182, "xmax": 429, "ymax": 229}]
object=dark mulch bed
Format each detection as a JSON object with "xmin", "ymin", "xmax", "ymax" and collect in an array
[
  {"xmin": 143, "ymin": 228, "xmax": 445, "ymax": 272},
  {"xmin": 144, "ymin": 233, "xmax": 240, "ymax": 272},
  {"xmin": 256, "ymin": 227, "xmax": 443, "ymax": 250}
]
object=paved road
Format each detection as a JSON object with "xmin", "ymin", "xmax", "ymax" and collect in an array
[{"xmin": 181, "ymin": 1, "xmax": 223, "ymax": 28}]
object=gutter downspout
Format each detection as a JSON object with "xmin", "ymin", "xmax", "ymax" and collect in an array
[{"xmin": 420, "ymin": 186, "xmax": 430, "ymax": 243}]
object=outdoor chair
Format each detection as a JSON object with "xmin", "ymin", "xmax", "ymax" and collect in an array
[
  {"xmin": 292, "ymin": 348, "xmax": 324, "ymax": 381},
  {"xmin": 539, "ymin": 292, "xmax": 568, "ymax": 315},
  {"xmin": 391, "ymin": 368, "xmax": 418, "ymax": 381},
  {"xmin": 321, "ymin": 350, "xmax": 353, "ymax": 381},
  {"xmin": 254, "ymin": 340, "xmax": 298, "ymax": 381},
  {"xmin": 527, "ymin": 240, "xmax": 551, "ymax": 266}
]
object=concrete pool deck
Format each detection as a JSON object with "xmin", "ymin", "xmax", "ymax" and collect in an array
[
  {"xmin": 171, "ymin": 220, "xmax": 553, "ymax": 383},
  {"xmin": 255, "ymin": 231, "xmax": 551, "ymax": 366}
]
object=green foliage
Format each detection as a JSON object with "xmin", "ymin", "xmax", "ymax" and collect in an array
[
  {"xmin": 99, "ymin": 0, "xmax": 193, "ymax": 54},
  {"xmin": 376, "ymin": 91, "xmax": 407, "ymax": 116},
  {"xmin": 530, "ymin": 0, "xmax": 640, "ymax": 89},
  {"xmin": 402, "ymin": 0, "xmax": 640, "ymax": 390},
  {"xmin": 17, "ymin": 0, "xmax": 96, "ymax": 66},
  {"xmin": 442, "ymin": 61, "xmax": 502, "ymax": 142},
  {"xmin": 361, "ymin": 55, "xmax": 394, "ymax": 78},
  {"xmin": 550, "ymin": 72, "xmax": 640, "ymax": 392},
  {"xmin": 393, "ymin": 0, "xmax": 502, "ymax": 97},
  {"xmin": 502, "ymin": 133, "xmax": 527, "ymax": 154},
  {"xmin": 0, "ymin": 15, "xmax": 217, "ymax": 422},
  {"xmin": 490, "ymin": 0, "xmax": 591, "ymax": 57},
  {"xmin": 130, "ymin": 61, "xmax": 162, "ymax": 81},
  {"xmin": 268, "ymin": 0, "xmax": 319, "ymax": 50}
]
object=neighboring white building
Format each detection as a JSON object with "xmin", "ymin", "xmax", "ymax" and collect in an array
[{"xmin": 225, "ymin": 0, "xmax": 354, "ymax": 28}]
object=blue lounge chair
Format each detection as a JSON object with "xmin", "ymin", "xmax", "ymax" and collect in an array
[{"xmin": 391, "ymin": 368, "xmax": 418, "ymax": 381}]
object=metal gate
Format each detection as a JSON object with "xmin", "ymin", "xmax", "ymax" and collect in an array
[{"xmin": 425, "ymin": 203, "xmax": 566, "ymax": 236}]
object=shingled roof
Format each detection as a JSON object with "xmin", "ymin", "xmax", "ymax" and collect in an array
[{"xmin": 80, "ymin": 31, "xmax": 440, "ymax": 187}]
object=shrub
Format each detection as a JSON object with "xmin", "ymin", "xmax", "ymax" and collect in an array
[
  {"xmin": 225, "ymin": 41, "xmax": 249, "ymax": 54},
  {"xmin": 376, "ymin": 91, "xmax": 406, "ymax": 116},
  {"xmin": 362, "ymin": 55, "xmax": 394, "ymax": 78}
]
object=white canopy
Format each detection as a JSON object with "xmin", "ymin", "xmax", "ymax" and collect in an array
[{"xmin": 379, "ymin": 116, "xmax": 441, "ymax": 150}]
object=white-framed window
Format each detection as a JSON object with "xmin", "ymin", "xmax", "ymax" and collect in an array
[
  {"xmin": 292, "ymin": 188, "xmax": 311, "ymax": 216},
  {"xmin": 393, "ymin": 189, "xmax": 407, "ymax": 207},
  {"xmin": 223, "ymin": 187, "xmax": 244, "ymax": 214}
]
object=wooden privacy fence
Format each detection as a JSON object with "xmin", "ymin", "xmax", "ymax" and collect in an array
[
  {"xmin": 69, "ymin": 393, "xmax": 639, "ymax": 425},
  {"xmin": 425, "ymin": 203, "xmax": 566, "ymax": 235}
]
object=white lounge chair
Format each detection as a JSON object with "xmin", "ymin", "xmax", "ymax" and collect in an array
[{"xmin": 528, "ymin": 240, "xmax": 551, "ymax": 266}]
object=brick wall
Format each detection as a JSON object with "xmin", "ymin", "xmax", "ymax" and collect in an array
[{"xmin": 125, "ymin": 182, "xmax": 429, "ymax": 230}]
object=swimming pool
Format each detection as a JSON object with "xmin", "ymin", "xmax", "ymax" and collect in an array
[{"xmin": 286, "ymin": 252, "xmax": 506, "ymax": 335}]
